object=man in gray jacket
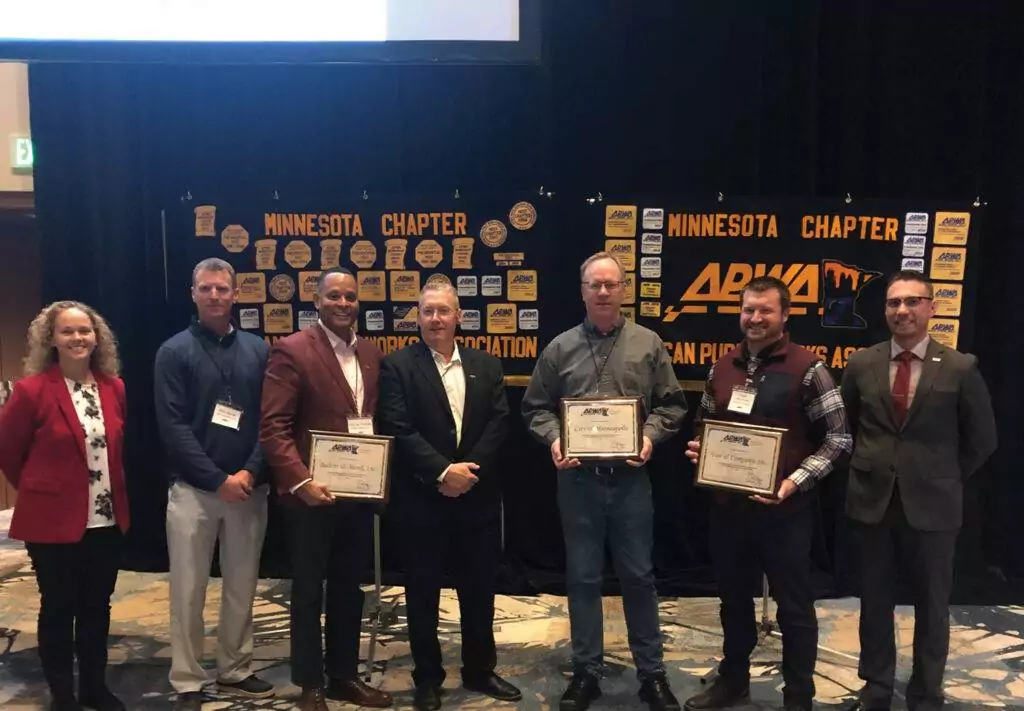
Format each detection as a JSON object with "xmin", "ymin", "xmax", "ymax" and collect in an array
[{"xmin": 841, "ymin": 270, "xmax": 996, "ymax": 711}]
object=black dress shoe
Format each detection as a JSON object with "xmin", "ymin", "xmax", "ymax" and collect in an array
[
  {"xmin": 463, "ymin": 672, "xmax": 523, "ymax": 702},
  {"xmin": 50, "ymin": 696, "xmax": 82, "ymax": 711},
  {"xmin": 560, "ymin": 674, "xmax": 602, "ymax": 711},
  {"xmin": 413, "ymin": 686, "xmax": 444, "ymax": 711},
  {"xmin": 844, "ymin": 701, "xmax": 890, "ymax": 711},
  {"xmin": 173, "ymin": 691, "xmax": 204, "ymax": 711},
  {"xmin": 640, "ymin": 676, "xmax": 681, "ymax": 711},
  {"xmin": 78, "ymin": 685, "xmax": 125, "ymax": 711}
]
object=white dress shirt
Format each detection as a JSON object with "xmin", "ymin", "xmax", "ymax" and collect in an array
[
  {"xmin": 290, "ymin": 322, "xmax": 364, "ymax": 495},
  {"xmin": 889, "ymin": 336, "xmax": 930, "ymax": 407},
  {"xmin": 321, "ymin": 320, "xmax": 364, "ymax": 415},
  {"xmin": 432, "ymin": 344, "xmax": 466, "ymax": 481}
]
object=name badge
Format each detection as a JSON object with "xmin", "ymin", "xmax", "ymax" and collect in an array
[
  {"xmin": 347, "ymin": 416, "xmax": 375, "ymax": 435},
  {"xmin": 727, "ymin": 386, "xmax": 757, "ymax": 415},
  {"xmin": 211, "ymin": 401, "xmax": 243, "ymax": 430}
]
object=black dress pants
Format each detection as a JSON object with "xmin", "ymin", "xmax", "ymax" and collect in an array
[
  {"xmin": 283, "ymin": 500, "xmax": 373, "ymax": 688},
  {"xmin": 710, "ymin": 502, "xmax": 817, "ymax": 710},
  {"xmin": 25, "ymin": 526, "xmax": 122, "ymax": 697},
  {"xmin": 401, "ymin": 514, "xmax": 501, "ymax": 688}
]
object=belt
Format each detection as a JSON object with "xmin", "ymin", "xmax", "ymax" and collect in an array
[{"xmin": 585, "ymin": 464, "xmax": 629, "ymax": 477}]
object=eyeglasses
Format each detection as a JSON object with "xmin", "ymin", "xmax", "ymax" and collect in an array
[
  {"xmin": 582, "ymin": 281, "xmax": 624, "ymax": 292},
  {"xmin": 885, "ymin": 296, "xmax": 932, "ymax": 309},
  {"xmin": 420, "ymin": 307, "xmax": 456, "ymax": 318}
]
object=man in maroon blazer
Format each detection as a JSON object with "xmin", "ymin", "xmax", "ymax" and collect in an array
[{"xmin": 260, "ymin": 268, "xmax": 392, "ymax": 711}]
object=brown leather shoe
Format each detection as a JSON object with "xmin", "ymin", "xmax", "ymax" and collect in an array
[
  {"xmin": 298, "ymin": 687, "xmax": 329, "ymax": 711},
  {"xmin": 326, "ymin": 678, "xmax": 394, "ymax": 708}
]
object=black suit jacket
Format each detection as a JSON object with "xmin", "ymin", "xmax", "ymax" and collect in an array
[
  {"xmin": 841, "ymin": 338, "xmax": 997, "ymax": 531},
  {"xmin": 378, "ymin": 341, "xmax": 509, "ymax": 525}
]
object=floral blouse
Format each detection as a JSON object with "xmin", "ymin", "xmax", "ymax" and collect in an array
[{"xmin": 65, "ymin": 378, "xmax": 115, "ymax": 528}]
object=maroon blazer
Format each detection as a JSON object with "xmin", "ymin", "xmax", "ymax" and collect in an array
[
  {"xmin": 260, "ymin": 326, "xmax": 384, "ymax": 496},
  {"xmin": 0, "ymin": 365, "xmax": 129, "ymax": 543}
]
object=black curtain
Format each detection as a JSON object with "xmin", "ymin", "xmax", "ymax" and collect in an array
[{"xmin": 27, "ymin": 0, "xmax": 1024, "ymax": 601}]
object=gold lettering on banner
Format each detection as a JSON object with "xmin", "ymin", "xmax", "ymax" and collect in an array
[
  {"xmin": 680, "ymin": 263, "xmax": 817, "ymax": 304},
  {"xmin": 264, "ymin": 213, "xmax": 364, "ymax": 238},
  {"xmin": 380, "ymin": 212, "xmax": 469, "ymax": 237},
  {"xmin": 364, "ymin": 335, "xmax": 539, "ymax": 360},
  {"xmin": 799, "ymin": 215, "xmax": 898, "ymax": 241},
  {"xmin": 662, "ymin": 341, "xmax": 863, "ymax": 368},
  {"xmin": 666, "ymin": 213, "xmax": 778, "ymax": 238}
]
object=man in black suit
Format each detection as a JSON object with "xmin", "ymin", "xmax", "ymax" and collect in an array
[
  {"xmin": 378, "ymin": 282, "xmax": 522, "ymax": 711},
  {"xmin": 841, "ymin": 271, "xmax": 997, "ymax": 711}
]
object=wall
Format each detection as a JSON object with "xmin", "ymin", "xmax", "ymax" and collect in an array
[
  {"xmin": 0, "ymin": 62, "xmax": 34, "ymax": 506},
  {"xmin": 0, "ymin": 214, "xmax": 39, "ymax": 509},
  {"xmin": 0, "ymin": 62, "xmax": 32, "ymax": 192}
]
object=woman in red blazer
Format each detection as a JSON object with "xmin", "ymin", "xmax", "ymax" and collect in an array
[{"xmin": 0, "ymin": 301, "xmax": 129, "ymax": 711}]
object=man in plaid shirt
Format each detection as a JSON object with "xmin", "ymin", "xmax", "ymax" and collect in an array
[{"xmin": 682, "ymin": 276, "xmax": 851, "ymax": 711}]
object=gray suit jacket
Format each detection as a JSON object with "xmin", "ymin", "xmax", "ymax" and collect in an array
[{"xmin": 841, "ymin": 339, "xmax": 996, "ymax": 531}]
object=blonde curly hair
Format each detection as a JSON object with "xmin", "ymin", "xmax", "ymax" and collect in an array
[{"xmin": 23, "ymin": 301, "xmax": 121, "ymax": 377}]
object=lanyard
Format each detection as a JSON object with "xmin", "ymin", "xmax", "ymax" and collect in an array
[
  {"xmin": 745, "ymin": 357, "xmax": 761, "ymax": 386},
  {"xmin": 335, "ymin": 340, "xmax": 364, "ymax": 416},
  {"xmin": 585, "ymin": 326, "xmax": 622, "ymax": 395},
  {"xmin": 350, "ymin": 353, "xmax": 364, "ymax": 416},
  {"xmin": 193, "ymin": 331, "xmax": 236, "ymax": 402}
]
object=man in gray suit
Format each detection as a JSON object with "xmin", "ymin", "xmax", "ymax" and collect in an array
[{"xmin": 841, "ymin": 270, "xmax": 996, "ymax": 711}]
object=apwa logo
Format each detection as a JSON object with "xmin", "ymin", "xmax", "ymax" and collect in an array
[
  {"xmin": 722, "ymin": 434, "xmax": 751, "ymax": 446},
  {"xmin": 581, "ymin": 407, "xmax": 610, "ymax": 416},
  {"xmin": 662, "ymin": 258, "xmax": 881, "ymax": 329},
  {"xmin": 331, "ymin": 444, "xmax": 359, "ymax": 454}
]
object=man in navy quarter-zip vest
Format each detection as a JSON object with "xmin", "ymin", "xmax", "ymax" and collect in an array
[
  {"xmin": 841, "ymin": 270, "xmax": 995, "ymax": 711},
  {"xmin": 683, "ymin": 276, "xmax": 852, "ymax": 711},
  {"xmin": 155, "ymin": 258, "xmax": 275, "ymax": 711}
]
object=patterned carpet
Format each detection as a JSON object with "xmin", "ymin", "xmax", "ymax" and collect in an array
[{"xmin": 1, "ymin": 510, "xmax": 1022, "ymax": 710}]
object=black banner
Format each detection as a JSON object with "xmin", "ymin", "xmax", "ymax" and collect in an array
[
  {"xmin": 172, "ymin": 193, "xmax": 555, "ymax": 377},
  {"xmin": 596, "ymin": 198, "xmax": 980, "ymax": 382}
]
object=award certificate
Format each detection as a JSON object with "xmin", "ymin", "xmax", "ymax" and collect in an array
[
  {"xmin": 695, "ymin": 419, "xmax": 786, "ymax": 496},
  {"xmin": 308, "ymin": 430, "xmax": 394, "ymax": 502},
  {"xmin": 560, "ymin": 396, "xmax": 642, "ymax": 460}
]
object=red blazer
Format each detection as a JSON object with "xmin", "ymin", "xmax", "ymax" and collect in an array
[
  {"xmin": 260, "ymin": 326, "xmax": 383, "ymax": 496},
  {"xmin": 0, "ymin": 365, "xmax": 130, "ymax": 543}
]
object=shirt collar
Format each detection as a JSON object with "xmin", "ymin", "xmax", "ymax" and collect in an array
[
  {"xmin": 739, "ymin": 333, "xmax": 790, "ymax": 363},
  {"xmin": 190, "ymin": 318, "xmax": 236, "ymax": 344},
  {"xmin": 582, "ymin": 316, "xmax": 625, "ymax": 338},
  {"xmin": 431, "ymin": 343, "xmax": 462, "ymax": 366},
  {"xmin": 891, "ymin": 336, "xmax": 929, "ymax": 361},
  {"xmin": 319, "ymin": 320, "xmax": 357, "ymax": 350}
]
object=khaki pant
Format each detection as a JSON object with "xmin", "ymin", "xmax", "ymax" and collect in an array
[{"xmin": 166, "ymin": 480, "xmax": 268, "ymax": 693}]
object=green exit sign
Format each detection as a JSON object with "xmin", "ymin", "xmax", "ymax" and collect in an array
[{"xmin": 11, "ymin": 136, "xmax": 33, "ymax": 170}]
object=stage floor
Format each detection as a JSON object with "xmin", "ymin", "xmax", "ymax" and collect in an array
[{"xmin": 1, "ymin": 511, "xmax": 1022, "ymax": 710}]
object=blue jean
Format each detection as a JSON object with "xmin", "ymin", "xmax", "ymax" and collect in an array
[{"xmin": 557, "ymin": 466, "xmax": 665, "ymax": 681}]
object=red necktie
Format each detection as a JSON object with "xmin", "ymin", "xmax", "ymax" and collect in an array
[{"xmin": 891, "ymin": 350, "xmax": 916, "ymax": 425}]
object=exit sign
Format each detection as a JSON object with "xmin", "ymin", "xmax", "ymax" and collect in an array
[{"xmin": 11, "ymin": 135, "xmax": 33, "ymax": 170}]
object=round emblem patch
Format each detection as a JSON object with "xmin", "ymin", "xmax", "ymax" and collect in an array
[
  {"xmin": 509, "ymin": 201, "xmax": 537, "ymax": 231},
  {"xmin": 269, "ymin": 274, "xmax": 296, "ymax": 302},
  {"xmin": 425, "ymin": 273, "xmax": 452, "ymax": 287},
  {"xmin": 480, "ymin": 220, "xmax": 508, "ymax": 248}
]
